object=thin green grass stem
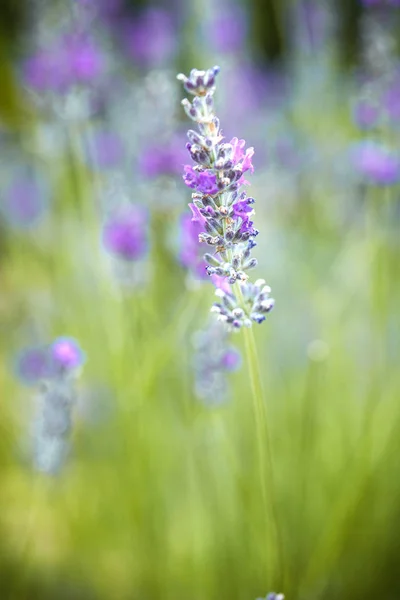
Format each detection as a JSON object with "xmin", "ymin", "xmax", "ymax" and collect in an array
[{"xmin": 234, "ymin": 282, "xmax": 284, "ymax": 586}]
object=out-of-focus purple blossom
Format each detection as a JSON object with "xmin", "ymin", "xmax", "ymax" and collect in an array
[
  {"xmin": 89, "ymin": 130, "xmax": 125, "ymax": 169},
  {"xmin": 353, "ymin": 99, "xmax": 380, "ymax": 129},
  {"xmin": 296, "ymin": 0, "xmax": 332, "ymax": 50},
  {"xmin": 211, "ymin": 275, "xmax": 232, "ymax": 295},
  {"xmin": 221, "ymin": 348, "xmax": 241, "ymax": 370},
  {"xmin": 102, "ymin": 206, "xmax": 149, "ymax": 261},
  {"xmin": 65, "ymin": 35, "xmax": 104, "ymax": 84},
  {"xmin": 2, "ymin": 175, "xmax": 47, "ymax": 228},
  {"xmin": 23, "ymin": 34, "xmax": 105, "ymax": 93},
  {"xmin": 384, "ymin": 80, "xmax": 400, "ymax": 121},
  {"xmin": 220, "ymin": 64, "xmax": 288, "ymax": 134},
  {"xmin": 139, "ymin": 138, "xmax": 186, "ymax": 178},
  {"xmin": 360, "ymin": 0, "xmax": 400, "ymax": 6},
  {"xmin": 207, "ymin": 8, "xmax": 247, "ymax": 54},
  {"xmin": 50, "ymin": 337, "xmax": 86, "ymax": 373},
  {"xmin": 31, "ymin": 336, "xmax": 85, "ymax": 475},
  {"xmin": 192, "ymin": 320, "xmax": 241, "ymax": 405},
  {"xmin": 15, "ymin": 346, "xmax": 50, "ymax": 385},
  {"xmin": 352, "ymin": 141, "xmax": 400, "ymax": 185},
  {"xmin": 122, "ymin": 8, "xmax": 176, "ymax": 68},
  {"xmin": 180, "ymin": 213, "xmax": 207, "ymax": 280}
]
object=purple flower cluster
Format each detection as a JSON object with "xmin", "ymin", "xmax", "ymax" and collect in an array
[
  {"xmin": 16, "ymin": 337, "xmax": 86, "ymax": 475},
  {"xmin": 2, "ymin": 174, "xmax": 48, "ymax": 228},
  {"xmin": 360, "ymin": 0, "xmax": 400, "ymax": 6},
  {"xmin": 16, "ymin": 337, "xmax": 85, "ymax": 385},
  {"xmin": 352, "ymin": 141, "xmax": 400, "ymax": 185},
  {"xmin": 177, "ymin": 66, "xmax": 274, "ymax": 328},
  {"xmin": 139, "ymin": 138, "xmax": 186, "ymax": 179},
  {"xmin": 23, "ymin": 33, "xmax": 104, "ymax": 93},
  {"xmin": 122, "ymin": 8, "xmax": 177, "ymax": 69},
  {"xmin": 102, "ymin": 206, "xmax": 149, "ymax": 261}
]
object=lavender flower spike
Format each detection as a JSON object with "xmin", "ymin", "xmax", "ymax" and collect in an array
[
  {"xmin": 177, "ymin": 66, "xmax": 274, "ymax": 329},
  {"xmin": 33, "ymin": 337, "xmax": 85, "ymax": 475}
]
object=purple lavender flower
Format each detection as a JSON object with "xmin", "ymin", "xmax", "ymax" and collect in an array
[
  {"xmin": 50, "ymin": 337, "xmax": 86, "ymax": 373},
  {"xmin": 360, "ymin": 0, "xmax": 400, "ymax": 6},
  {"xmin": 2, "ymin": 174, "xmax": 48, "ymax": 228},
  {"xmin": 352, "ymin": 141, "xmax": 400, "ymax": 185},
  {"xmin": 353, "ymin": 99, "xmax": 380, "ymax": 129},
  {"xmin": 23, "ymin": 33, "xmax": 104, "ymax": 93},
  {"xmin": 180, "ymin": 213, "xmax": 208, "ymax": 280},
  {"xmin": 32, "ymin": 337, "xmax": 86, "ymax": 475},
  {"xmin": 221, "ymin": 348, "xmax": 241, "ymax": 371},
  {"xmin": 89, "ymin": 130, "xmax": 125, "ymax": 169},
  {"xmin": 102, "ymin": 206, "xmax": 149, "ymax": 261},
  {"xmin": 15, "ymin": 346, "xmax": 50, "ymax": 385},
  {"xmin": 177, "ymin": 66, "xmax": 274, "ymax": 328},
  {"xmin": 207, "ymin": 7, "xmax": 247, "ymax": 54},
  {"xmin": 179, "ymin": 210, "xmax": 235, "ymax": 293},
  {"xmin": 384, "ymin": 79, "xmax": 400, "ymax": 122},
  {"xmin": 257, "ymin": 594, "xmax": 284, "ymax": 600},
  {"xmin": 139, "ymin": 138, "xmax": 185, "ymax": 178},
  {"xmin": 122, "ymin": 8, "xmax": 176, "ymax": 68}
]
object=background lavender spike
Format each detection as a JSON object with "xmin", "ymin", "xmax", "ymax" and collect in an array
[
  {"xmin": 192, "ymin": 319, "xmax": 241, "ymax": 405},
  {"xmin": 31, "ymin": 337, "xmax": 86, "ymax": 476}
]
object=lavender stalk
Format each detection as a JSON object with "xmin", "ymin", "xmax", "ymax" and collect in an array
[
  {"xmin": 177, "ymin": 67, "xmax": 282, "ymax": 582},
  {"xmin": 177, "ymin": 67, "xmax": 274, "ymax": 328}
]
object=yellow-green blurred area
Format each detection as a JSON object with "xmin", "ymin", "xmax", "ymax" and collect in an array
[{"xmin": 1, "ymin": 0, "xmax": 400, "ymax": 599}]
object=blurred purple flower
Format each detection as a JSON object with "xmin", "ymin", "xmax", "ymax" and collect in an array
[
  {"xmin": 353, "ymin": 141, "xmax": 400, "ymax": 185},
  {"xmin": 102, "ymin": 206, "xmax": 149, "ymax": 261},
  {"xmin": 15, "ymin": 346, "xmax": 50, "ymax": 385},
  {"xmin": 297, "ymin": 0, "xmax": 331, "ymax": 50},
  {"xmin": 353, "ymin": 99, "xmax": 380, "ymax": 129},
  {"xmin": 122, "ymin": 8, "xmax": 176, "ymax": 68},
  {"xmin": 23, "ymin": 34, "xmax": 104, "ymax": 92},
  {"xmin": 51, "ymin": 337, "xmax": 86, "ymax": 372},
  {"xmin": 2, "ymin": 175, "xmax": 47, "ymax": 227},
  {"xmin": 384, "ymin": 80, "xmax": 400, "ymax": 122},
  {"xmin": 221, "ymin": 348, "xmax": 241, "ymax": 371},
  {"xmin": 64, "ymin": 35, "xmax": 104, "ymax": 84},
  {"xmin": 180, "ymin": 212, "xmax": 207, "ymax": 279},
  {"xmin": 360, "ymin": 0, "xmax": 400, "ymax": 6},
  {"xmin": 139, "ymin": 138, "xmax": 185, "ymax": 178},
  {"xmin": 90, "ymin": 130, "xmax": 125, "ymax": 169},
  {"xmin": 208, "ymin": 8, "xmax": 247, "ymax": 54}
]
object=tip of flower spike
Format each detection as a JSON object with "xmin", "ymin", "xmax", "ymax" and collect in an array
[{"xmin": 50, "ymin": 337, "xmax": 86, "ymax": 373}]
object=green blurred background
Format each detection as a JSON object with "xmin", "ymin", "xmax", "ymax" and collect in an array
[{"xmin": 1, "ymin": 1, "xmax": 400, "ymax": 599}]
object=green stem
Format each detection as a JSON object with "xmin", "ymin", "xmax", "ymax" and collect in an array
[{"xmin": 235, "ymin": 283, "xmax": 284, "ymax": 586}]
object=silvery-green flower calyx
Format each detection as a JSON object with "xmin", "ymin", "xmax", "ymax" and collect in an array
[
  {"xmin": 177, "ymin": 66, "xmax": 274, "ymax": 329},
  {"xmin": 177, "ymin": 66, "xmax": 220, "ymax": 96},
  {"xmin": 211, "ymin": 279, "xmax": 275, "ymax": 328}
]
